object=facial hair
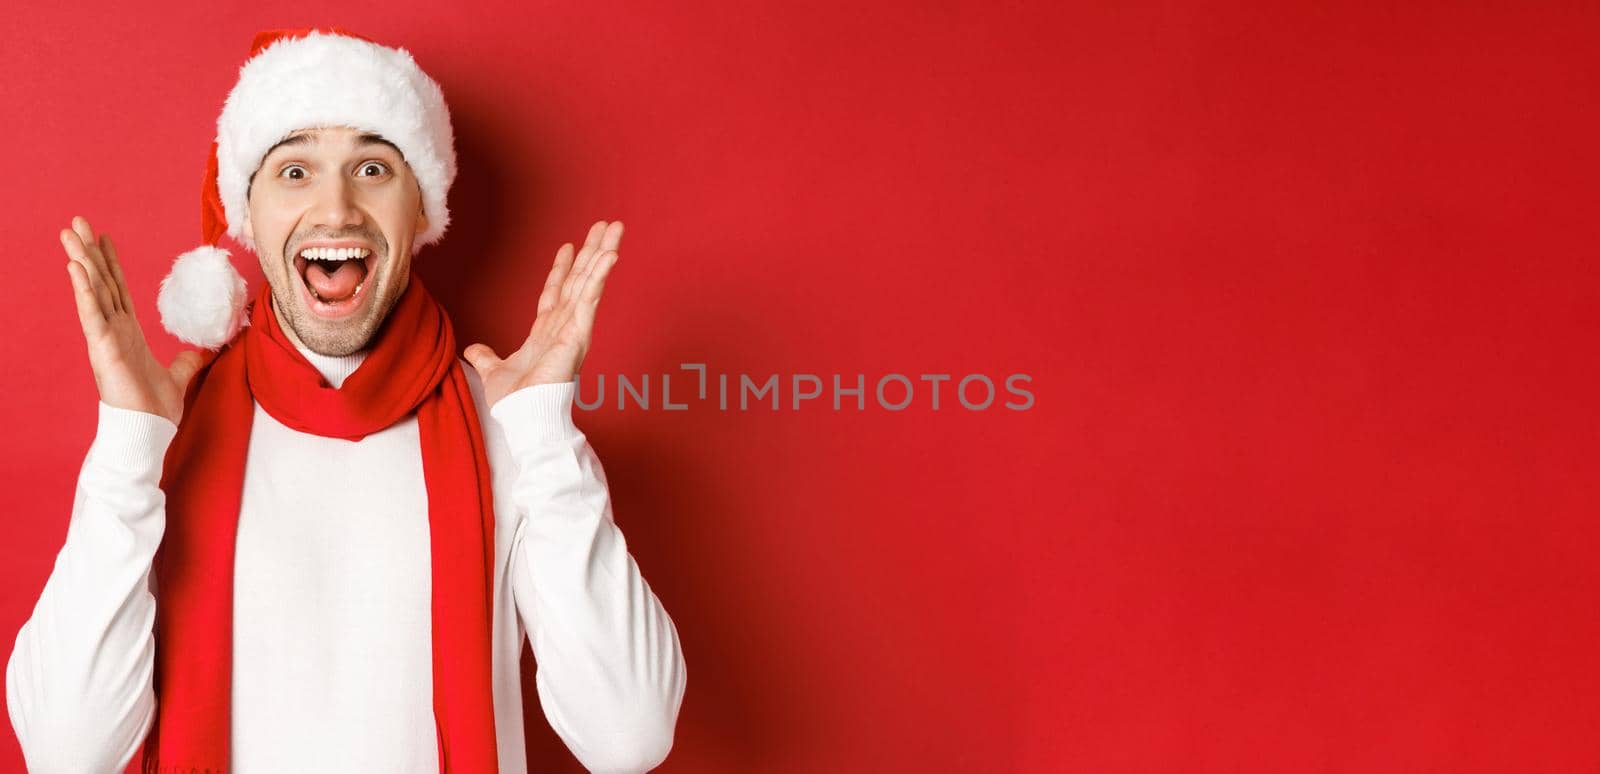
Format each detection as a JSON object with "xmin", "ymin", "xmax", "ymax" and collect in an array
[{"xmin": 268, "ymin": 228, "xmax": 404, "ymax": 357}]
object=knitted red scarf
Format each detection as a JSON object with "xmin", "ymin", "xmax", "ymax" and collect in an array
[{"xmin": 130, "ymin": 276, "xmax": 500, "ymax": 772}]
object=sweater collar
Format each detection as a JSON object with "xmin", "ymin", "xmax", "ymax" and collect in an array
[{"xmin": 293, "ymin": 342, "xmax": 369, "ymax": 389}]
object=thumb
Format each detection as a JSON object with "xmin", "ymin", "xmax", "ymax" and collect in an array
[
  {"xmin": 462, "ymin": 343, "xmax": 501, "ymax": 376},
  {"xmin": 167, "ymin": 349, "xmax": 204, "ymax": 392}
]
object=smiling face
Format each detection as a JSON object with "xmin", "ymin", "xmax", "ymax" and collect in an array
[{"xmin": 243, "ymin": 125, "xmax": 429, "ymax": 356}]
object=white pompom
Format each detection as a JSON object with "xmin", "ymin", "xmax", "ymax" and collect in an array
[{"xmin": 157, "ymin": 245, "xmax": 249, "ymax": 350}]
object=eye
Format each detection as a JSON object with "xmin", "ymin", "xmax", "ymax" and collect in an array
[
  {"xmin": 358, "ymin": 161, "xmax": 391, "ymax": 177},
  {"xmin": 278, "ymin": 164, "xmax": 308, "ymax": 180}
]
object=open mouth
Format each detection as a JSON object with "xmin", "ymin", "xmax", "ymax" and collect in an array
[{"xmin": 293, "ymin": 246, "xmax": 373, "ymax": 318}]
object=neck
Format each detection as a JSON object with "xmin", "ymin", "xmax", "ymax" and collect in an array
[
  {"xmin": 295, "ymin": 341, "xmax": 369, "ymax": 388},
  {"xmin": 272, "ymin": 292, "xmax": 374, "ymax": 387},
  {"xmin": 270, "ymin": 294, "xmax": 370, "ymax": 388}
]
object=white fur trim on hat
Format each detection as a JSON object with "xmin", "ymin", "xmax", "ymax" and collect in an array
[
  {"xmin": 158, "ymin": 245, "xmax": 250, "ymax": 349},
  {"xmin": 215, "ymin": 31, "xmax": 457, "ymax": 255}
]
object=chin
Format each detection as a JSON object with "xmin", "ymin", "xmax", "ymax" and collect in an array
[
  {"xmin": 299, "ymin": 330, "xmax": 373, "ymax": 357},
  {"xmin": 268, "ymin": 284, "xmax": 381, "ymax": 358},
  {"xmin": 264, "ymin": 236, "xmax": 413, "ymax": 354}
]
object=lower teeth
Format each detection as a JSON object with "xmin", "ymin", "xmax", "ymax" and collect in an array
[{"xmin": 311, "ymin": 282, "xmax": 363, "ymax": 304}]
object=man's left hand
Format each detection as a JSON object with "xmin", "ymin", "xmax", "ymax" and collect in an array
[{"xmin": 464, "ymin": 220, "xmax": 622, "ymax": 407}]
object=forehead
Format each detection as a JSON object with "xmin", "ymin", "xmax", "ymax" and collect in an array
[{"xmin": 261, "ymin": 126, "xmax": 403, "ymax": 160}]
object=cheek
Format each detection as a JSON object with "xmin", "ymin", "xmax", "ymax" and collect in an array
[
  {"xmin": 248, "ymin": 203, "xmax": 293, "ymax": 253},
  {"xmin": 379, "ymin": 196, "xmax": 422, "ymax": 235},
  {"xmin": 257, "ymin": 211, "xmax": 304, "ymax": 262}
]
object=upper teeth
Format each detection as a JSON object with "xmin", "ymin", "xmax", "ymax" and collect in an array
[{"xmin": 300, "ymin": 247, "xmax": 371, "ymax": 261}]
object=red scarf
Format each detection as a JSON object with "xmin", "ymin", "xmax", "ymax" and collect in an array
[{"xmin": 130, "ymin": 276, "xmax": 500, "ymax": 772}]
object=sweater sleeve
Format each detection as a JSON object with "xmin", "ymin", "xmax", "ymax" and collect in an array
[
  {"xmin": 488, "ymin": 380, "xmax": 687, "ymax": 774},
  {"xmin": 6, "ymin": 401, "xmax": 175, "ymax": 773}
]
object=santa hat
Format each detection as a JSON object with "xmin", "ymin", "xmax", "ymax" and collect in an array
[{"xmin": 158, "ymin": 27, "xmax": 458, "ymax": 349}]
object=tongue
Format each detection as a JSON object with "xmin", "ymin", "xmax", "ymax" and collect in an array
[{"xmin": 307, "ymin": 260, "xmax": 365, "ymax": 301}]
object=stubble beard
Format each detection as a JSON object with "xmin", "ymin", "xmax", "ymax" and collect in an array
[{"xmin": 268, "ymin": 245, "xmax": 407, "ymax": 358}]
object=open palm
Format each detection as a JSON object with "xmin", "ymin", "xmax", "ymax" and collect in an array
[
  {"xmin": 463, "ymin": 220, "xmax": 622, "ymax": 407},
  {"xmin": 62, "ymin": 216, "xmax": 205, "ymax": 426}
]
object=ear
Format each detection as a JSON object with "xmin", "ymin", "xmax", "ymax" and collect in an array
[
  {"xmin": 414, "ymin": 200, "xmax": 429, "ymax": 239},
  {"xmin": 243, "ymin": 214, "xmax": 255, "ymax": 245}
]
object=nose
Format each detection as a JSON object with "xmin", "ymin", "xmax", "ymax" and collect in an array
[{"xmin": 309, "ymin": 174, "xmax": 365, "ymax": 232}]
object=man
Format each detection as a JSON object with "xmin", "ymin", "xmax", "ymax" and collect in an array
[{"xmin": 5, "ymin": 28, "xmax": 686, "ymax": 773}]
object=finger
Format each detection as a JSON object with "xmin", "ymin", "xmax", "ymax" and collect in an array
[
  {"xmin": 62, "ymin": 227, "xmax": 115, "ymax": 316},
  {"xmin": 571, "ymin": 249, "xmax": 619, "ymax": 335},
  {"xmin": 578, "ymin": 249, "xmax": 619, "ymax": 307},
  {"xmin": 598, "ymin": 220, "xmax": 623, "ymax": 254},
  {"xmin": 168, "ymin": 350, "xmax": 204, "ymax": 392},
  {"xmin": 100, "ymin": 233, "xmax": 135, "ymax": 315},
  {"xmin": 576, "ymin": 221, "xmax": 622, "ymax": 303},
  {"xmin": 62, "ymin": 229, "xmax": 115, "ymax": 319},
  {"xmin": 537, "ymin": 242, "xmax": 576, "ymax": 318},
  {"xmin": 573, "ymin": 220, "xmax": 609, "ymax": 275},
  {"xmin": 582, "ymin": 219, "xmax": 607, "ymax": 254},
  {"xmin": 569, "ymin": 244, "xmax": 612, "ymax": 307},
  {"xmin": 583, "ymin": 221, "xmax": 622, "ymax": 300},
  {"xmin": 72, "ymin": 216, "xmax": 120, "ymax": 314},
  {"xmin": 562, "ymin": 221, "xmax": 609, "ymax": 305},
  {"xmin": 462, "ymin": 343, "xmax": 503, "ymax": 375},
  {"xmin": 71, "ymin": 215, "xmax": 97, "ymax": 252},
  {"xmin": 66, "ymin": 261, "xmax": 108, "ymax": 337}
]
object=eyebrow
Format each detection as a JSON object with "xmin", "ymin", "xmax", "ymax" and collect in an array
[{"xmin": 261, "ymin": 130, "xmax": 404, "ymax": 161}]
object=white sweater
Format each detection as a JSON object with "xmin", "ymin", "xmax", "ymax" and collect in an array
[{"xmin": 5, "ymin": 344, "xmax": 687, "ymax": 773}]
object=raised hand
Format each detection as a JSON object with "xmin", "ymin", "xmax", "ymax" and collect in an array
[
  {"xmin": 62, "ymin": 216, "xmax": 205, "ymax": 426},
  {"xmin": 463, "ymin": 219, "xmax": 623, "ymax": 407}
]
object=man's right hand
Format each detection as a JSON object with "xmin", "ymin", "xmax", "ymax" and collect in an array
[{"xmin": 62, "ymin": 215, "xmax": 205, "ymax": 427}]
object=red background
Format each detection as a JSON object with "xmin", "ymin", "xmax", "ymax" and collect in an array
[{"xmin": 2, "ymin": 1, "xmax": 1596, "ymax": 771}]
